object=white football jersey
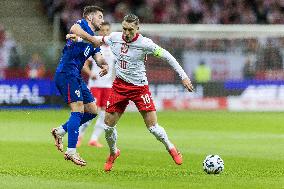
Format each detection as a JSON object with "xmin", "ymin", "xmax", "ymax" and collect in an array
[
  {"xmin": 103, "ymin": 32, "xmax": 160, "ymax": 86},
  {"xmin": 88, "ymin": 45, "xmax": 115, "ymax": 88}
]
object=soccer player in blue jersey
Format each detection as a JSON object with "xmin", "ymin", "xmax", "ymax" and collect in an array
[{"xmin": 51, "ymin": 5, "xmax": 108, "ymax": 166}]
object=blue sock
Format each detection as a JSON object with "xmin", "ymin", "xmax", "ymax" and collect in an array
[
  {"xmin": 62, "ymin": 113, "xmax": 97, "ymax": 133},
  {"xmin": 80, "ymin": 112, "xmax": 97, "ymax": 125},
  {"xmin": 67, "ymin": 112, "xmax": 83, "ymax": 148},
  {"xmin": 62, "ymin": 122, "xmax": 68, "ymax": 132}
]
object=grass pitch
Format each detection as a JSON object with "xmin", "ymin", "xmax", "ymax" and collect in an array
[{"xmin": 0, "ymin": 110, "xmax": 283, "ymax": 189}]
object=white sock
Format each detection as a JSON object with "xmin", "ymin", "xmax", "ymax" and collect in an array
[
  {"xmin": 148, "ymin": 123, "xmax": 174, "ymax": 150},
  {"xmin": 79, "ymin": 120, "xmax": 91, "ymax": 137},
  {"xmin": 57, "ymin": 126, "xmax": 67, "ymax": 136},
  {"xmin": 67, "ymin": 148, "xmax": 76, "ymax": 154},
  {"xmin": 104, "ymin": 124, "xmax": 117, "ymax": 155},
  {"xmin": 90, "ymin": 111, "xmax": 106, "ymax": 141}
]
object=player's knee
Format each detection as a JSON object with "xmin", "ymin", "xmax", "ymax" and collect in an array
[
  {"xmin": 145, "ymin": 119, "xmax": 158, "ymax": 128},
  {"xmin": 104, "ymin": 118, "xmax": 114, "ymax": 127},
  {"xmin": 84, "ymin": 102, "xmax": 98, "ymax": 114},
  {"xmin": 104, "ymin": 113, "xmax": 116, "ymax": 127},
  {"xmin": 141, "ymin": 111, "xmax": 157, "ymax": 128},
  {"xmin": 70, "ymin": 101, "xmax": 84, "ymax": 113}
]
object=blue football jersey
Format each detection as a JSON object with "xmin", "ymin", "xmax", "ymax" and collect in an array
[{"xmin": 56, "ymin": 19, "xmax": 101, "ymax": 77}]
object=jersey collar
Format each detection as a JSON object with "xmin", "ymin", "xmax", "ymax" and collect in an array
[{"xmin": 122, "ymin": 33, "xmax": 140, "ymax": 43}]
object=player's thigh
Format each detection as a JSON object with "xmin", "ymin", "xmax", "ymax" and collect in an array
[
  {"xmin": 55, "ymin": 73, "xmax": 84, "ymax": 104},
  {"xmin": 84, "ymin": 101, "xmax": 98, "ymax": 114},
  {"xmin": 104, "ymin": 111, "xmax": 123, "ymax": 127},
  {"xmin": 140, "ymin": 111, "xmax": 158, "ymax": 128},
  {"xmin": 106, "ymin": 89, "xmax": 129, "ymax": 115},
  {"xmin": 81, "ymin": 79, "xmax": 95, "ymax": 105},
  {"xmin": 131, "ymin": 85, "xmax": 156, "ymax": 112}
]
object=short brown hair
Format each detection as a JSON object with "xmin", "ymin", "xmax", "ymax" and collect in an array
[
  {"xmin": 123, "ymin": 14, "xmax": 139, "ymax": 25},
  {"xmin": 83, "ymin": 6, "xmax": 103, "ymax": 18},
  {"xmin": 102, "ymin": 21, "xmax": 110, "ymax": 26}
]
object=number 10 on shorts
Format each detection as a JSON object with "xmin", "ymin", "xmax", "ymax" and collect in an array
[{"xmin": 141, "ymin": 94, "xmax": 151, "ymax": 104}]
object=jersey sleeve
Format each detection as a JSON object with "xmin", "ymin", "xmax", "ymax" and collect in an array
[
  {"xmin": 76, "ymin": 19, "xmax": 85, "ymax": 27},
  {"xmin": 94, "ymin": 47, "xmax": 101, "ymax": 54},
  {"xmin": 102, "ymin": 32, "xmax": 116, "ymax": 46},
  {"xmin": 74, "ymin": 19, "xmax": 89, "ymax": 32},
  {"xmin": 143, "ymin": 38, "xmax": 162, "ymax": 56},
  {"xmin": 144, "ymin": 37, "xmax": 188, "ymax": 80},
  {"xmin": 90, "ymin": 47, "xmax": 101, "ymax": 57}
]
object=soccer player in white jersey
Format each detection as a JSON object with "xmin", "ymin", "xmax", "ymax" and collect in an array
[
  {"xmin": 77, "ymin": 22, "xmax": 115, "ymax": 148},
  {"xmin": 67, "ymin": 14, "xmax": 194, "ymax": 171}
]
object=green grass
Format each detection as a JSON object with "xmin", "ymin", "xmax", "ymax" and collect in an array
[{"xmin": 0, "ymin": 110, "xmax": 283, "ymax": 189}]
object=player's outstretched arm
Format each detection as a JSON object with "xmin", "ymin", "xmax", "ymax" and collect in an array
[
  {"xmin": 154, "ymin": 47, "xmax": 194, "ymax": 92},
  {"xmin": 66, "ymin": 33, "xmax": 106, "ymax": 48},
  {"xmin": 70, "ymin": 24, "xmax": 101, "ymax": 47}
]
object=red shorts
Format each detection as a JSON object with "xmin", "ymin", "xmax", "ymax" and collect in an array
[
  {"xmin": 106, "ymin": 77, "xmax": 156, "ymax": 113},
  {"xmin": 90, "ymin": 87, "xmax": 112, "ymax": 108}
]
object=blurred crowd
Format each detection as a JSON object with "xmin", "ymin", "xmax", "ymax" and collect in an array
[
  {"xmin": 0, "ymin": 24, "xmax": 47, "ymax": 79},
  {"xmin": 0, "ymin": 25, "xmax": 21, "ymax": 79},
  {"xmin": 1, "ymin": 0, "xmax": 283, "ymax": 81},
  {"xmin": 148, "ymin": 35, "xmax": 283, "ymax": 81},
  {"xmin": 41, "ymin": 0, "xmax": 284, "ymax": 35},
  {"xmin": 39, "ymin": 0, "xmax": 284, "ymax": 81}
]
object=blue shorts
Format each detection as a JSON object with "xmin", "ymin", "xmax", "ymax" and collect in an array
[{"xmin": 54, "ymin": 72, "xmax": 94, "ymax": 104}]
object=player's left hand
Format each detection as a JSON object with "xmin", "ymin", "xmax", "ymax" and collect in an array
[
  {"xmin": 182, "ymin": 77, "xmax": 194, "ymax": 92},
  {"xmin": 99, "ymin": 65, "xmax": 109, "ymax": 77}
]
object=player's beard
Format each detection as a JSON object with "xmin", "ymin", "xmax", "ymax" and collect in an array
[
  {"xmin": 91, "ymin": 21, "xmax": 101, "ymax": 32},
  {"xmin": 94, "ymin": 24, "xmax": 101, "ymax": 32}
]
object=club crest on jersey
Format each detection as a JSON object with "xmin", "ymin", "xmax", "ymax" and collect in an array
[
  {"xmin": 121, "ymin": 43, "xmax": 129, "ymax": 54},
  {"xmin": 75, "ymin": 90, "xmax": 80, "ymax": 97}
]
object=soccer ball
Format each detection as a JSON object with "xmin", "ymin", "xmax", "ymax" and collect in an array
[{"xmin": 203, "ymin": 155, "xmax": 224, "ymax": 174}]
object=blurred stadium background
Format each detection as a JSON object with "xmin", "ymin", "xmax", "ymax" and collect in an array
[{"xmin": 0, "ymin": 0, "xmax": 284, "ymax": 111}]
